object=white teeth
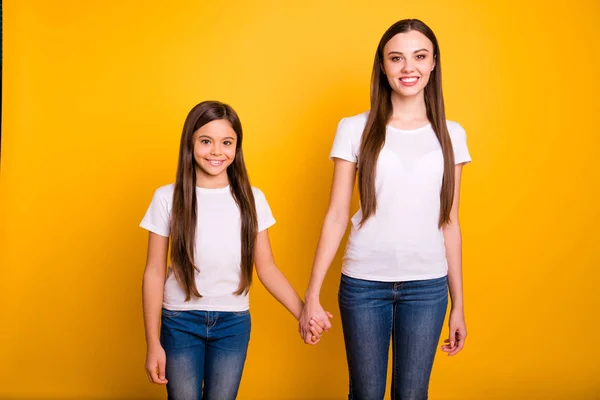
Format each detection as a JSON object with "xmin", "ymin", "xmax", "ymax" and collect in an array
[
  {"xmin": 401, "ymin": 77, "xmax": 418, "ymax": 83},
  {"xmin": 207, "ymin": 160, "xmax": 224, "ymax": 166}
]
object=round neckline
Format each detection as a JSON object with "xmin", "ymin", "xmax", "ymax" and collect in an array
[
  {"xmin": 195, "ymin": 184, "xmax": 230, "ymax": 194},
  {"xmin": 386, "ymin": 123, "xmax": 431, "ymax": 133}
]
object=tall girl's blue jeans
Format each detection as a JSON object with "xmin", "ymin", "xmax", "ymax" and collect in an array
[
  {"xmin": 338, "ymin": 274, "xmax": 448, "ymax": 400},
  {"xmin": 160, "ymin": 309, "xmax": 251, "ymax": 400}
]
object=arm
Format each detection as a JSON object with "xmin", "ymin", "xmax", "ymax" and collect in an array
[
  {"xmin": 299, "ymin": 158, "xmax": 357, "ymax": 341},
  {"xmin": 142, "ymin": 232, "xmax": 169, "ymax": 384},
  {"xmin": 254, "ymin": 229, "xmax": 326, "ymax": 342},
  {"xmin": 441, "ymin": 164, "xmax": 467, "ymax": 356}
]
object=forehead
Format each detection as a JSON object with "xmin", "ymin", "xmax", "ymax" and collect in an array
[
  {"xmin": 384, "ymin": 30, "xmax": 434, "ymax": 53},
  {"xmin": 194, "ymin": 119, "xmax": 237, "ymax": 138}
]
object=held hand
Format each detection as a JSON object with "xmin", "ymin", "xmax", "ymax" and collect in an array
[
  {"xmin": 299, "ymin": 300, "xmax": 333, "ymax": 345},
  {"xmin": 441, "ymin": 309, "xmax": 467, "ymax": 356},
  {"xmin": 304, "ymin": 313, "xmax": 334, "ymax": 344},
  {"xmin": 145, "ymin": 344, "xmax": 168, "ymax": 384}
]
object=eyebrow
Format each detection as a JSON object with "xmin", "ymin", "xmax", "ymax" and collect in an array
[
  {"xmin": 197, "ymin": 135, "xmax": 236, "ymax": 140},
  {"xmin": 387, "ymin": 49, "xmax": 430, "ymax": 56}
]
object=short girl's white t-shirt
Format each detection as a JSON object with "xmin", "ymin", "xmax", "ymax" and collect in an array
[
  {"xmin": 140, "ymin": 185, "xmax": 275, "ymax": 311},
  {"xmin": 330, "ymin": 111, "xmax": 472, "ymax": 282}
]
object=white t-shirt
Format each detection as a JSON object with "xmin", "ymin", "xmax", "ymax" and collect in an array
[
  {"xmin": 330, "ymin": 111, "xmax": 472, "ymax": 282},
  {"xmin": 140, "ymin": 184, "xmax": 276, "ymax": 311}
]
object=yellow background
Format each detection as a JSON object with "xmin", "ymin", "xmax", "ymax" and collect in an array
[{"xmin": 1, "ymin": 1, "xmax": 599, "ymax": 399}]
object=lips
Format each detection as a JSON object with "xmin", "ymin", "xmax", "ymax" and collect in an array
[
  {"xmin": 205, "ymin": 159, "xmax": 225, "ymax": 166},
  {"xmin": 399, "ymin": 76, "xmax": 419, "ymax": 87}
]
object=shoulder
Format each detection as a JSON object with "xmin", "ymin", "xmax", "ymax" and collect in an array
[
  {"xmin": 251, "ymin": 186, "xmax": 268, "ymax": 202},
  {"xmin": 154, "ymin": 183, "xmax": 175, "ymax": 199},
  {"xmin": 339, "ymin": 111, "xmax": 369, "ymax": 131},
  {"xmin": 446, "ymin": 120, "xmax": 467, "ymax": 138}
]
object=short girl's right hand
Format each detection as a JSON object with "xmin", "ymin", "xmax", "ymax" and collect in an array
[{"xmin": 145, "ymin": 344, "xmax": 168, "ymax": 384}]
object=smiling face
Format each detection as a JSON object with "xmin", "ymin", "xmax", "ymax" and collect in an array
[
  {"xmin": 191, "ymin": 119, "xmax": 237, "ymax": 184},
  {"xmin": 381, "ymin": 29, "xmax": 436, "ymax": 100}
]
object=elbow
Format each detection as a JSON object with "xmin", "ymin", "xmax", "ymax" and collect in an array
[
  {"xmin": 255, "ymin": 263, "xmax": 275, "ymax": 283},
  {"xmin": 443, "ymin": 215, "xmax": 461, "ymax": 232},
  {"xmin": 326, "ymin": 209, "xmax": 350, "ymax": 227}
]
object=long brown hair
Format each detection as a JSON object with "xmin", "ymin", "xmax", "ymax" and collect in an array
[
  {"xmin": 358, "ymin": 19, "xmax": 455, "ymax": 228},
  {"xmin": 170, "ymin": 101, "xmax": 257, "ymax": 301}
]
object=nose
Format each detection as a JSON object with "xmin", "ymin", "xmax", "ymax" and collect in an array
[
  {"xmin": 210, "ymin": 144, "xmax": 222, "ymax": 156},
  {"xmin": 401, "ymin": 58, "xmax": 415, "ymax": 73}
]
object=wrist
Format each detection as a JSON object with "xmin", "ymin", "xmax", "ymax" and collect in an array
[
  {"xmin": 305, "ymin": 290, "xmax": 320, "ymax": 303},
  {"xmin": 450, "ymin": 304, "xmax": 464, "ymax": 313},
  {"xmin": 146, "ymin": 337, "xmax": 161, "ymax": 349}
]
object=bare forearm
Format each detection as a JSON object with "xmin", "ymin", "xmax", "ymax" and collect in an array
[
  {"xmin": 142, "ymin": 270, "xmax": 165, "ymax": 348},
  {"xmin": 258, "ymin": 264, "xmax": 304, "ymax": 320},
  {"xmin": 444, "ymin": 223, "xmax": 464, "ymax": 311},
  {"xmin": 305, "ymin": 213, "xmax": 348, "ymax": 301}
]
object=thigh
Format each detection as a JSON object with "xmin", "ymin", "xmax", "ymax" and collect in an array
[
  {"xmin": 203, "ymin": 311, "xmax": 251, "ymax": 400},
  {"xmin": 392, "ymin": 276, "xmax": 448, "ymax": 400},
  {"xmin": 338, "ymin": 274, "xmax": 394, "ymax": 400},
  {"xmin": 161, "ymin": 309, "xmax": 207, "ymax": 400}
]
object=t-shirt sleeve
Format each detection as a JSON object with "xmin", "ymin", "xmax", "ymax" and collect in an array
[
  {"xmin": 329, "ymin": 117, "xmax": 358, "ymax": 163},
  {"xmin": 450, "ymin": 123, "xmax": 472, "ymax": 165},
  {"xmin": 254, "ymin": 189, "xmax": 276, "ymax": 232},
  {"xmin": 140, "ymin": 188, "xmax": 171, "ymax": 237}
]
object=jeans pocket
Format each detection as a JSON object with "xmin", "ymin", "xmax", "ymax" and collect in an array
[
  {"xmin": 232, "ymin": 310, "xmax": 250, "ymax": 317},
  {"xmin": 162, "ymin": 308, "xmax": 182, "ymax": 318}
]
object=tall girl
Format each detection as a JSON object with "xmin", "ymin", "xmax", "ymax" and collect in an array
[{"xmin": 299, "ymin": 19, "xmax": 472, "ymax": 399}]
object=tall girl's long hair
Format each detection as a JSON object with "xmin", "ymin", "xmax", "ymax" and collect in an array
[
  {"xmin": 170, "ymin": 101, "xmax": 257, "ymax": 301},
  {"xmin": 358, "ymin": 19, "xmax": 455, "ymax": 228}
]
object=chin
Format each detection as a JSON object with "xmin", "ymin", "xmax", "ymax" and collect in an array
[{"xmin": 398, "ymin": 87, "xmax": 424, "ymax": 98}]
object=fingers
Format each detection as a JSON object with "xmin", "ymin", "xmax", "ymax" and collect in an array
[
  {"xmin": 304, "ymin": 331, "xmax": 318, "ymax": 345},
  {"xmin": 158, "ymin": 357, "xmax": 168, "ymax": 383},
  {"xmin": 440, "ymin": 331, "xmax": 466, "ymax": 356},
  {"xmin": 449, "ymin": 337, "xmax": 465, "ymax": 356},
  {"xmin": 312, "ymin": 318, "xmax": 326, "ymax": 330},
  {"xmin": 326, "ymin": 311, "xmax": 334, "ymax": 319},
  {"xmin": 146, "ymin": 361, "xmax": 168, "ymax": 384},
  {"xmin": 146, "ymin": 363, "xmax": 160, "ymax": 384},
  {"xmin": 309, "ymin": 319, "xmax": 324, "ymax": 334}
]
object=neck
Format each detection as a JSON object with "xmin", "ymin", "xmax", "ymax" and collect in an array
[
  {"xmin": 195, "ymin": 169, "xmax": 229, "ymax": 189},
  {"xmin": 389, "ymin": 91, "xmax": 428, "ymax": 124}
]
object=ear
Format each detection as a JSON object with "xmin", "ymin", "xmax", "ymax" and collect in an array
[
  {"xmin": 432, "ymin": 54, "xmax": 437, "ymax": 71},
  {"xmin": 380, "ymin": 62, "xmax": 386, "ymax": 75}
]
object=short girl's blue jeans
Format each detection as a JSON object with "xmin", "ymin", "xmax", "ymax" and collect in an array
[{"xmin": 160, "ymin": 309, "xmax": 251, "ymax": 400}]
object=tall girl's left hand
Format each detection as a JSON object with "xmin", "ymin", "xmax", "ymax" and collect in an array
[{"xmin": 441, "ymin": 309, "xmax": 467, "ymax": 356}]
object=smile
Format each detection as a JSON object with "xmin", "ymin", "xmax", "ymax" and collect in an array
[
  {"xmin": 400, "ymin": 77, "xmax": 419, "ymax": 86},
  {"xmin": 205, "ymin": 159, "xmax": 225, "ymax": 166}
]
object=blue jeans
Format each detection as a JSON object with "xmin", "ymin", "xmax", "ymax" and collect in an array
[
  {"xmin": 338, "ymin": 274, "xmax": 448, "ymax": 400},
  {"xmin": 160, "ymin": 309, "xmax": 251, "ymax": 400}
]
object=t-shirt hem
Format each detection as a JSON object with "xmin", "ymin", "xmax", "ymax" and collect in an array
[
  {"xmin": 329, "ymin": 153, "xmax": 357, "ymax": 163},
  {"xmin": 341, "ymin": 269, "xmax": 448, "ymax": 282},
  {"xmin": 163, "ymin": 303, "xmax": 250, "ymax": 312},
  {"xmin": 258, "ymin": 217, "xmax": 276, "ymax": 232},
  {"xmin": 140, "ymin": 220, "xmax": 169, "ymax": 237}
]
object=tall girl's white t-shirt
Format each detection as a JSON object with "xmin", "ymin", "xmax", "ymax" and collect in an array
[
  {"xmin": 140, "ymin": 185, "xmax": 275, "ymax": 311},
  {"xmin": 330, "ymin": 111, "xmax": 472, "ymax": 282}
]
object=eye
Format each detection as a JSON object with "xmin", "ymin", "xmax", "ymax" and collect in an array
[
  {"xmin": 415, "ymin": 54, "xmax": 427, "ymax": 60},
  {"xmin": 200, "ymin": 139, "xmax": 210, "ymax": 144},
  {"xmin": 223, "ymin": 140, "xmax": 233, "ymax": 146},
  {"xmin": 391, "ymin": 56, "xmax": 403, "ymax": 62}
]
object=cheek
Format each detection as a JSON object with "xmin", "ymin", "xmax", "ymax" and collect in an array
[
  {"xmin": 225, "ymin": 148, "xmax": 237, "ymax": 161},
  {"xmin": 419, "ymin": 66, "xmax": 433, "ymax": 83},
  {"xmin": 193, "ymin": 145, "xmax": 209, "ymax": 162}
]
